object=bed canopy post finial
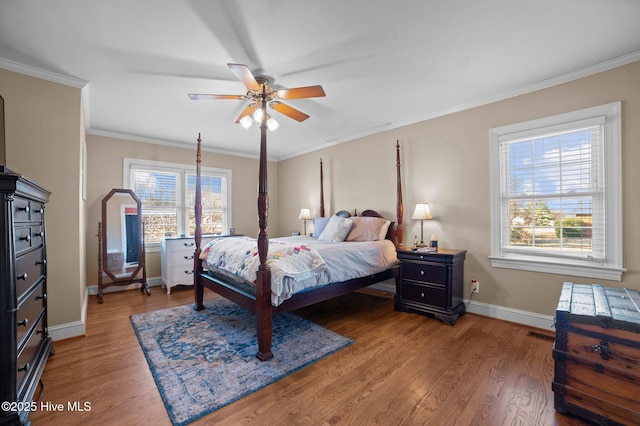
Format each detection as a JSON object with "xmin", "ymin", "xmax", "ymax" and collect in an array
[
  {"xmin": 396, "ymin": 140, "xmax": 405, "ymax": 248},
  {"xmin": 256, "ymin": 88, "xmax": 273, "ymax": 361},
  {"xmin": 194, "ymin": 133, "xmax": 205, "ymax": 311},
  {"xmin": 319, "ymin": 158, "xmax": 325, "ymax": 218}
]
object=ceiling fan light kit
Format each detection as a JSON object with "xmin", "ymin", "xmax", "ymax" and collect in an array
[{"xmin": 189, "ymin": 63, "xmax": 326, "ymax": 130}]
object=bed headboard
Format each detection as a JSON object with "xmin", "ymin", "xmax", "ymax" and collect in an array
[{"xmin": 317, "ymin": 141, "xmax": 404, "ymax": 248}]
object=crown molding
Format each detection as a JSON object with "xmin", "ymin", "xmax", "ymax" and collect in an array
[
  {"xmin": 0, "ymin": 57, "xmax": 88, "ymax": 88},
  {"xmin": 280, "ymin": 50, "xmax": 640, "ymax": 161},
  {"xmin": 87, "ymin": 128, "xmax": 269, "ymax": 161}
]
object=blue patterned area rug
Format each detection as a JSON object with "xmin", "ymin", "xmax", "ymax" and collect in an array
[{"xmin": 130, "ymin": 297, "xmax": 352, "ymax": 426}]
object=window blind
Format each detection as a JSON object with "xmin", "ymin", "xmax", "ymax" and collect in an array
[{"xmin": 498, "ymin": 120, "xmax": 605, "ymax": 262}]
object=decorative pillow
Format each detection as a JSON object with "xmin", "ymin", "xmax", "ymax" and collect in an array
[
  {"xmin": 378, "ymin": 220, "xmax": 392, "ymax": 241},
  {"xmin": 312, "ymin": 216, "xmax": 330, "ymax": 238},
  {"xmin": 345, "ymin": 216, "xmax": 387, "ymax": 242},
  {"xmin": 318, "ymin": 215, "xmax": 353, "ymax": 242}
]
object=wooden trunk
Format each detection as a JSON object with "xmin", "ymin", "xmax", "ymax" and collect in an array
[{"xmin": 553, "ymin": 282, "xmax": 640, "ymax": 425}]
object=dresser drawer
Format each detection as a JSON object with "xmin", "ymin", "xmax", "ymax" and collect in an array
[
  {"xmin": 13, "ymin": 196, "xmax": 31, "ymax": 222},
  {"xmin": 168, "ymin": 266, "xmax": 196, "ymax": 285},
  {"xmin": 402, "ymin": 281, "xmax": 447, "ymax": 308},
  {"xmin": 15, "ymin": 248, "xmax": 46, "ymax": 299},
  {"xmin": 165, "ymin": 239, "xmax": 197, "ymax": 253},
  {"xmin": 16, "ymin": 282, "xmax": 46, "ymax": 350},
  {"xmin": 13, "ymin": 196, "xmax": 45, "ymax": 223},
  {"xmin": 30, "ymin": 200, "xmax": 45, "ymax": 222},
  {"xmin": 16, "ymin": 315, "xmax": 46, "ymax": 393},
  {"xmin": 402, "ymin": 262, "xmax": 446, "ymax": 286},
  {"xmin": 14, "ymin": 225, "xmax": 44, "ymax": 255}
]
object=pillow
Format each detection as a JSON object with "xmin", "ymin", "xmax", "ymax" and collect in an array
[
  {"xmin": 312, "ymin": 216, "xmax": 330, "ymax": 238},
  {"xmin": 318, "ymin": 215, "xmax": 353, "ymax": 242},
  {"xmin": 378, "ymin": 220, "xmax": 392, "ymax": 241},
  {"xmin": 345, "ymin": 216, "xmax": 387, "ymax": 242}
]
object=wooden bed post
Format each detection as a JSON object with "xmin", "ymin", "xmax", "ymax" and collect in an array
[
  {"xmin": 319, "ymin": 158, "xmax": 325, "ymax": 218},
  {"xmin": 255, "ymin": 90, "xmax": 274, "ymax": 361},
  {"xmin": 396, "ymin": 140, "xmax": 404, "ymax": 248},
  {"xmin": 194, "ymin": 134, "xmax": 205, "ymax": 311}
]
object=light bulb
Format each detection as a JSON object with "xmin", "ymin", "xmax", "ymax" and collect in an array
[
  {"xmin": 253, "ymin": 108, "xmax": 263, "ymax": 123},
  {"xmin": 239, "ymin": 115, "xmax": 252, "ymax": 129},
  {"xmin": 267, "ymin": 116, "xmax": 279, "ymax": 131}
]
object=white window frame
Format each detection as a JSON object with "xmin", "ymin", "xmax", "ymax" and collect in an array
[
  {"xmin": 123, "ymin": 158, "xmax": 232, "ymax": 252},
  {"xmin": 489, "ymin": 102, "xmax": 625, "ymax": 281}
]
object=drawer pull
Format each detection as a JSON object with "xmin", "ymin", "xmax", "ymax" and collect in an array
[
  {"xmin": 19, "ymin": 235, "xmax": 31, "ymax": 242},
  {"xmin": 420, "ymin": 270, "xmax": 424, "ymax": 276},
  {"xmin": 184, "ymin": 270, "xmax": 194, "ymax": 275},
  {"xmin": 18, "ymin": 363, "xmax": 30, "ymax": 373},
  {"xmin": 37, "ymin": 207, "xmax": 45, "ymax": 214},
  {"xmin": 35, "ymin": 259, "xmax": 47, "ymax": 266},
  {"xmin": 36, "ymin": 231, "xmax": 44, "ymax": 238},
  {"xmin": 17, "ymin": 273, "xmax": 28, "ymax": 280},
  {"xmin": 37, "ymin": 327, "xmax": 47, "ymax": 335},
  {"xmin": 420, "ymin": 292, "xmax": 425, "ymax": 298},
  {"xmin": 17, "ymin": 318, "xmax": 29, "ymax": 327},
  {"xmin": 183, "ymin": 242, "xmax": 195, "ymax": 247},
  {"xmin": 184, "ymin": 255, "xmax": 194, "ymax": 260},
  {"xmin": 36, "ymin": 293, "xmax": 47, "ymax": 301},
  {"xmin": 17, "ymin": 205, "xmax": 30, "ymax": 213}
]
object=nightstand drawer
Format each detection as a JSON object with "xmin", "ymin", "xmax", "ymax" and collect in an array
[
  {"xmin": 402, "ymin": 281, "xmax": 447, "ymax": 307},
  {"xmin": 402, "ymin": 262, "xmax": 446, "ymax": 286}
]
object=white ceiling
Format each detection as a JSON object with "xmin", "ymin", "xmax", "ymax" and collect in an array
[{"xmin": 1, "ymin": 0, "xmax": 639, "ymax": 160}]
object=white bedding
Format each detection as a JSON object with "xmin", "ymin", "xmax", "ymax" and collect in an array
[{"xmin": 202, "ymin": 235, "xmax": 398, "ymax": 306}]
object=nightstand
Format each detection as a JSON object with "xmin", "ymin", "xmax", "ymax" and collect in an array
[{"xmin": 395, "ymin": 248, "xmax": 466, "ymax": 325}]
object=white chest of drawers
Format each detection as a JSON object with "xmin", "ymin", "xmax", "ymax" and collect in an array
[{"xmin": 160, "ymin": 236, "xmax": 215, "ymax": 294}]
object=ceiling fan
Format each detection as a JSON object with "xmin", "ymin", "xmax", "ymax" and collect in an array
[{"xmin": 188, "ymin": 63, "xmax": 326, "ymax": 130}]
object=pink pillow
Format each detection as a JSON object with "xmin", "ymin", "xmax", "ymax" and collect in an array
[{"xmin": 345, "ymin": 216, "xmax": 387, "ymax": 241}]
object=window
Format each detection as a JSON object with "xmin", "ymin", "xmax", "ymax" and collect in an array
[
  {"xmin": 489, "ymin": 102, "xmax": 624, "ymax": 281},
  {"xmin": 123, "ymin": 158, "xmax": 231, "ymax": 250}
]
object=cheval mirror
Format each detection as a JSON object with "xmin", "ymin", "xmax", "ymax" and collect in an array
[{"xmin": 97, "ymin": 188, "xmax": 150, "ymax": 303}]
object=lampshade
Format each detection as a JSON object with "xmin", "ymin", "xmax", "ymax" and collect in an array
[
  {"xmin": 411, "ymin": 203, "xmax": 433, "ymax": 220},
  {"xmin": 298, "ymin": 208, "xmax": 312, "ymax": 220}
]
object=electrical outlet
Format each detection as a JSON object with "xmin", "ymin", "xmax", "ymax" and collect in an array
[{"xmin": 471, "ymin": 279, "xmax": 479, "ymax": 294}]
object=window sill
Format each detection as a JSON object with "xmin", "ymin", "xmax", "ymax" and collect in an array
[{"xmin": 489, "ymin": 255, "xmax": 625, "ymax": 281}]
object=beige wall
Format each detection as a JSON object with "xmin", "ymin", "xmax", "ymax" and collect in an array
[
  {"xmin": 0, "ymin": 68, "xmax": 85, "ymax": 328},
  {"xmin": 85, "ymin": 134, "xmax": 279, "ymax": 287},
  {"xmin": 278, "ymin": 61, "xmax": 640, "ymax": 317}
]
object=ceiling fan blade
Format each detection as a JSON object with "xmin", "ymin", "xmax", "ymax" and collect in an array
[
  {"xmin": 235, "ymin": 104, "xmax": 257, "ymax": 123},
  {"xmin": 271, "ymin": 102, "xmax": 310, "ymax": 122},
  {"xmin": 275, "ymin": 85, "xmax": 326, "ymax": 100},
  {"xmin": 228, "ymin": 63, "xmax": 261, "ymax": 91},
  {"xmin": 188, "ymin": 94, "xmax": 243, "ymax": 100}
]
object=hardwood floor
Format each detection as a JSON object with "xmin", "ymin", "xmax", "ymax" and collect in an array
[{"xmin": 29, "ymin": 286, "xmax": 591, "ymax": 425}]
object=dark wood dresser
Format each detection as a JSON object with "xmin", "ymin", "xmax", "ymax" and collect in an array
[
  {"xmin": 553, "ymin": 282, "xmax": 640, "ymax": 425},
  {"xmin": 0, "ymin": 167, "xmax": 53, "ymax": 425},
  {"xmin": 395, "ymin": 248, "xmax": 466, "ymax": 325}
]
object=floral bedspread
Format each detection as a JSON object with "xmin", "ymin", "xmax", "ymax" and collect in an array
[{"xmin": 200, "ymin": 236, "xmax": 326, "ymax": 302}]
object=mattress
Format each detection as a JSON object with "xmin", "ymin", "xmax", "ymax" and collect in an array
[{"xmin": 202, "ymin": 235, "xmax": 398, "ymax": 306}]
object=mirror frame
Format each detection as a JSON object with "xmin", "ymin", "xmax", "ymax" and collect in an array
[{"xmin": 101, "ymin": 188, "xmax": 143, "ymax": 282}]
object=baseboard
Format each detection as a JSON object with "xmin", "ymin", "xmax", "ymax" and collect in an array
[
  {"xmin": 367, "ymin": 280, "xmax": 554, "ymax": 330},
  {"xmin": 86, "ymin": 276, "xmax": 163, "ymax": 295},
  {"xmin": 48, "ymin": 319, "xmax": 86, "ymax": 341},
  {"xmin": 49, "ymin": 277, "xmax": 163, "ymax": 341},
  {"xmin": 465, "ymin": 299, "xmax": 555, "ymax": 331}
]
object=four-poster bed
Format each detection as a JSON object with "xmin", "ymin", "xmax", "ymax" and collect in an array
[{"xmin": 193, "ymin": 135, "xmax": 405, "ymax": 361}]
